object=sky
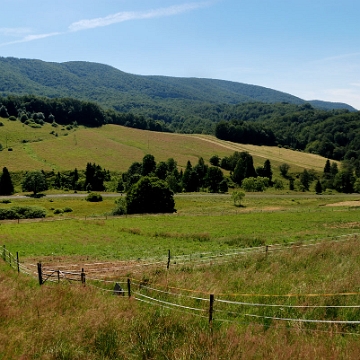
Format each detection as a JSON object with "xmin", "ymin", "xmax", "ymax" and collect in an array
[{"xmin": 1, "ymin": 0, "xmax": 360, "ymax": 109}]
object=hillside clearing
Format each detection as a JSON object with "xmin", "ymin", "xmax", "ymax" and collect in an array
[{"xmin": 0, "ymin": 121, "xmax": 331, "ymax": 173}]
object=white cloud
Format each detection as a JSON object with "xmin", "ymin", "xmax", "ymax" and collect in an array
[
  {"xmin": 0, "ymin": 2, "xmax": 211, "ymax": 47},
  {"xmin": 0, "ymin": 27, "xmax": 32, "ymax": 37},
  {"xmin": 0, "ymin": 32, "xmax": 62, "ymax": 47},
  {"xmin": 69, "ymin": 2, "xmax": 211, "ymax": 32}
]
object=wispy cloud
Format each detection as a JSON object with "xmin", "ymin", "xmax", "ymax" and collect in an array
[
  {"xmin": 0, "ymin": 32, "xmax": 62, "ymax": 47},
  {"xmin": 310, "ymin": 52, "xmax": 360, "ymax": 65},
  {"xmin": 69, "ymin": 2, "xmax": 211, "ymax": 32},
  {"xmin": 0, "ymin": 2, "xmax": 211, "ymax": 47},
  {"xmin": 0, "ymin": 27, "xmax": 32, "ymax": 37}
]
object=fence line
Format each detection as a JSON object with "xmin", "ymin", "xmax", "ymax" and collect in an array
[{"xmin": 3, "ymin": 240, "xmax": 360, "ymax": 332}]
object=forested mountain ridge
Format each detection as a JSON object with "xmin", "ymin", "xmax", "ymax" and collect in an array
[
  {"xmin": 0, "ymin": 57, "xmax": 355, "ymax": 116},
  {"xmin": 1, "ymin": 57, "xmax": 360, "ymax": 164}
]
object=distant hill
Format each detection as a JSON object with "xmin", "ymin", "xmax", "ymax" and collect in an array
[{"xmin": 0, "ymin": 57, "xmax": 356, "ymax": 117}]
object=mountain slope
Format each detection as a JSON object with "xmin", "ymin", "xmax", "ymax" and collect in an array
[{"xmin": 0, "ymin": 57, "xmax": 355, "ymax": 113}]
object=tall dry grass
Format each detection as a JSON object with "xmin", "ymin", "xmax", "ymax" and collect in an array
[{"xmin": 2, "ymin": 237, "xmax": 360, "ymax": 359}]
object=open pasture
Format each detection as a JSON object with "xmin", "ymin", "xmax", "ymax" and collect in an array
[
  {"xmin": 1, "ymin": 193, "xmax": 360, "ymax": 267},
  {"xmin": 0, "ymin": 119, "xmax": 332, "ymax": 174},
  {"xmin": 2, "ymin": 192, "xmax": 360, "ymax": 358}
]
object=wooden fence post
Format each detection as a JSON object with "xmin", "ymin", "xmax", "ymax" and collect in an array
[
  {"xmin": 167, "ymin": 250, "xmax": 171, "ymax": 270},
  {"xmin": 16, "ymin": 252, "xmax": 20, "ymax": 273},
  {"xmin": 127, "ymin": 278, "xmax": 131, "ymax": 298},
  {"xmin": 81, "ymin": 268, "xmax": 86, "ymax": 285},
  {"xmin": 2, "ymin": 245, "xmax": 5, "ymax": 262},
  {"xmin": 209, "ymin": 294, "xmax": 215, "ymax": 325},
  {"xmin": 37, "ymin": 263, "xmax": 43, "ymax": 285},
  {"xmin": 9, "ymin": 252, "xmax": 11, "ymax": 267},
  {"xmin": 265, "ymin": 245, "xmax": 269, "ymax": 258}
]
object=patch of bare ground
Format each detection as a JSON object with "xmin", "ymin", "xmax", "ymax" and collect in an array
[
  {"xmin": 325, "ymin": 200, "xmax": 360, "ymax": 207},
  {"xmin": 24, "ymin": 256, "xmax": 162, "ymax": 280},
  {"xmin": 326, "ymin": 222, "xmax": 360, "ymax": 229}
]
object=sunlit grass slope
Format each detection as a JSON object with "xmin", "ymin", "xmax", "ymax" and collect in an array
[{"xmin": 0, "ymin": 117, "xmax": 331, "ymax": 173}]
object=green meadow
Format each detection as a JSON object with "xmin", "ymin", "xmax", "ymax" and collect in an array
[
  {"xmin": 2, "ymin": 120, "xmax": 360, "ymax": 359},
  {"xmin": 2, "ymin": 193, "xmax": 360, "ymax": 359},
  {"xmin": 1, "ymin": 193, "xmax": 360, "ymax": 262}
]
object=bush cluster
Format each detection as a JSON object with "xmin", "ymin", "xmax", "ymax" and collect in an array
[
  {"xmin": 85, "ymin": 192, "xmax": 103, "ymax": 202},
  {"xmin": 0, "ymin": 206, "xmax": 46, "ymax": 220}
]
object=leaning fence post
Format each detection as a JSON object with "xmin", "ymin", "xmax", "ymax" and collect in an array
[
  {"xmin": 81, "ymin": 268, "xmax": 86, "ymax": 285},
  {"xmin": 16, "ymin": 252, "xmax": 20, "ymax": 273},
  {"xmin": 167, "ymin": 249, "xmax": 171, "ymax": 270},
  {"xmin": 37, "ymin": 262, "xmax": 43, "ymax": 285},
  {"xmin": 127, "ymin": 278, "xmax": 131, "ymax": 298},
  {"xmin": 209, "ymin": 294, "xmax": 215, "ymax": 325}
]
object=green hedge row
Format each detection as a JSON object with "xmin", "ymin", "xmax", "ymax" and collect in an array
[{"xmin": 0, "ymin": 206, "xmax": 46, "ymax": 220}]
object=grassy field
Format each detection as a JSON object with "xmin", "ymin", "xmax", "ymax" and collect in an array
[
  {"xmin": 0, "ymin": 118, "xmax": 358, "ymax": 358},
  {"xmin": 1, "ymin": 193, "xmax": 360, "ymax": 358},
  {"xmin": 1, "ymin": 193, "xmax": 360, "ymax": 263},
  {"xmin": 0, "ymin": 118, "xmax": 332, "ymax": 175}
]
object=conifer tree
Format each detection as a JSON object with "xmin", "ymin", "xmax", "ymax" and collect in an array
[{"xmin": 0, "ymin": 167, "xmax": 14, "ymax": 195}]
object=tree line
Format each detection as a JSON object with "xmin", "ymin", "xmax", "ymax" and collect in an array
[
  {"xmin": 1, "ymin": 95, "xmax": 360, "ymax": 165},
  {"xmin": 214, "ymin": 103, "xmax": 360, "ymax": 163},
  {"xmin": 0, "ymin": 95, "xmax": 170, "ymax": 132}
]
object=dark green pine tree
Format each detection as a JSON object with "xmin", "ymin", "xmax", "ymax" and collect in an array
[
  {"xmin": 315, "ymin": 180, "xmax": 323, "ymax": 194},
  {"xmin": 263, "ymin": 159, "xmax": 273, "ymax": 184},
  {"xmin": 0, "ymin": 167, "xmax": 14, "ymax": 195}
]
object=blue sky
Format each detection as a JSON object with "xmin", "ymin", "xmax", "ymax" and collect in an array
[{"xmin": 1, "ymin": 0, "xmax": 359, "ymax": 109}]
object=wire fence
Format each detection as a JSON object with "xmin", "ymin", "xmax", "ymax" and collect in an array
[{"xmin": 2, "ymin": 235, "xmax": 360, "ymax": 335}]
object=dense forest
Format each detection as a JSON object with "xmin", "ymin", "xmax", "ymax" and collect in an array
[
  {"xmin": 214, "ymin": 102, "xmax": 360, "ymax": 162},
  {"xmin": 0, "ymin": 94, "xmax": 170, "ymax": 132}
]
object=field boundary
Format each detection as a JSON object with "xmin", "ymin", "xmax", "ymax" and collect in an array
[{"xmin": 3, "ymin": 235, "xmax": 360, "ymax": 335}]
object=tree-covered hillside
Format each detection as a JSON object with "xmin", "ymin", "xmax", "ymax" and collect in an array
[
  {"xmin": 1, "ymin": 57, "xmax": 360, "ymax": 163},
  {"xmin": 0, "ymin": 57, "xmax": 355, "ymax": 125},
  {"xmin": 214, "ymin": 102, "xmax": 360, "ymax": 162}
]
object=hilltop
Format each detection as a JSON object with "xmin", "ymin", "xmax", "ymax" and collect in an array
[{"xmin": 0, "ymin": 57, "xmax": 355, "ymax": 117}]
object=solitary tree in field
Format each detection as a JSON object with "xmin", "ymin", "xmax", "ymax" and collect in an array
[
  {"xmin": 126, "ymin": 176, "xmax": 175, "ymax": 214},
  {"xmin": 232, "ymin": 190, "xmax": 245, "ymax": 207},
  {"xmin": 22, "ymin": 171, "xmax": 47, "ymax": 195},
  {"xmin": 0, "ymin": 167, "xmax": 14, "ymax": 195}
]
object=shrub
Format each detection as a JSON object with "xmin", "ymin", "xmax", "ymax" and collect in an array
[
  {"xmin": 0, "ymin": 122, "xmax": 3, "ymax": 126},
  {"xmin": 20, "ymin": 113, "xmax": 28, "ymax": 123},
  {"xmin": 1, "ymin": 199, "xmax": 11, "ymax": 204},
  {"xmin": 63, "ymin": 207, "xmax": 73, "ymax": 213},
  {"xmin": 112, "ymin": 197, "xmax": 127, "ymax": 216},
  {"xmin": 53, "ymin": 208, "xmax": 63, "ymax": 214},
  {"xmin": 29, "ymin": 123, "xmax": 42, "ymax": 129},
  {"xmin": 86, "ymin": 192, "xmax": 103, "ymax": 202},
  {"xmin": 273, "ymin": 179, "xmax": 284, "ymax": 190},
  {"xmin": 9, "ymin": 116, "xmax": 17, "ymax": 121},
  {"xmin": 0, "ymin": 206, "xmax": 46, "ymax": 220},
  {"xmin": 232, "ymin": 190, "xmax": 245, "ymax": 207}
]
